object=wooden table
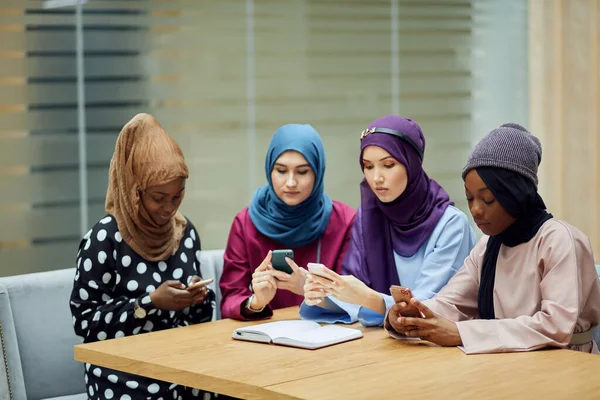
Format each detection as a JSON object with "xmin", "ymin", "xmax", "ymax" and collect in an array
[{"xmin": 74, "ymin": 307, "xmax": 600, "ymax": 399}]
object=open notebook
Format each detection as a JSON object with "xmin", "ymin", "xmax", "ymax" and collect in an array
[{"xmin": 232, "ymin": 320, "xmax": 363, "ymax": 350}]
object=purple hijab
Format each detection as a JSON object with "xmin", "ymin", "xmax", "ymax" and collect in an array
[{"xmin": 359, "ymin": 115, "xmax": 452, "ymax": 293}]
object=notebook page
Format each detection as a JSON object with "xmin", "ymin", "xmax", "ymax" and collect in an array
[
  {"xmin": 235, "ymin": 320, "xmax": 320, "ymax": 339},
  {"xmin": 276, "ymin": 325, "xmax": 362, "ymax": 349}
]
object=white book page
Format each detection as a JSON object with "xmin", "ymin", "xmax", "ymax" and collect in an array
[
  {"xmin": 235, "ymin": 320, "xmax": 321, "ymax": 340},
  {"xmin": 275, "ymin": 325, "xmax": 363, "ymax": 349}
]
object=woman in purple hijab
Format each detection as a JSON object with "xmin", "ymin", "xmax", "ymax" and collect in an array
[{"xmin": 300, "ymin": 115, "xmax": 476, "ymax": 326}]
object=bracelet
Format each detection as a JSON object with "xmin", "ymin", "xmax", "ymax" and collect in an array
[{"xmin": 245, "ymin": 294, "xmax": 265, "ymax": 313}]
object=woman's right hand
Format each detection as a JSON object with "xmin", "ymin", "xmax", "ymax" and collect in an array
[
  {"xmin": 150, "ymin": 280, "xmax": 196, "ymax": 311},
  {"xmin": 303, "ymin": 274, "xmax": 328, "ymax": 306},
  {"xmin": 250, "ymin": 251, "xmax": 278, "ymax": 310}
]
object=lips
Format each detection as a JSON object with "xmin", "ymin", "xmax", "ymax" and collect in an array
[{"xmin": 474, "ymin": 220, "xmax": 488, "ymax": 227}]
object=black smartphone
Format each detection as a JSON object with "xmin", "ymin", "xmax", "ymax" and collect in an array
[{"xmin": 271, "ymin": 249, "xmax": 294, "ymax": 274}]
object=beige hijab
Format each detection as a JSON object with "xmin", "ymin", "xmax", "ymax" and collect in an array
[{"xmin": 106, "ymin": 113, "xmax": 189, "ymax": 262}]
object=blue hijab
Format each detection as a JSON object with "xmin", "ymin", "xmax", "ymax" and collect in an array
[{"xmin": 249, "ymin": 124, "xmax": 333, "ymax": 248}]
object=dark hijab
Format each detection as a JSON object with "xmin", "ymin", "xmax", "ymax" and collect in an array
[{"xmin": 476, "ymin": 167, "xmax": 553, "ymax": 319}]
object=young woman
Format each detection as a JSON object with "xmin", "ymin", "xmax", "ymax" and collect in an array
[
  {"xmin": 70, "ymin": 114, "xmax": 216, "ymax": 399},
  {"xmin": 387, "ymin": 123, "xmax": 600, "ymax": 354},
  {"xmin": 302, "ymin": 115, "xmax": 475, "ymax": 326},
  {"xmin": 219, "ymin": 124, "xmax": 356, "ymax": 320}
]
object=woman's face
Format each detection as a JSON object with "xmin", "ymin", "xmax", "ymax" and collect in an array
[
  {"xmin": 270, "ymin": 151, "xmax": 315, "ymax": 206},
  {"xmin": 464, "ymin": 170, "xmax": 516, "ymax": 236},
  {"xmin": 140, "ymin": 177, "xmax": 186, "ymax": 225},
  {"xmin": 362, "ymin": 145, "xmax": 408, "ymax": 203}
]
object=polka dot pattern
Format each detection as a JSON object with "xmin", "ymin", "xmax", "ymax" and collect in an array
[
  {"xmin": 137, "ymin": 262, "xmax": 147, "ymax": 274},
  {"xmin": 148, "ymin": 383, "xmax": 160, "ymax": 394},
  {"xmin": 97, "ymin": 229, "xmax": 107, "ymax": 242},
  {"xmin": 126, "ymin": 381, "xmax": 138, "ymax": 389},
  {"xmin": 74, "ymin": 217, "xmax": 213, "ymax": 396},
  {"xmin": 173, "ymin": 268, "xmax": 183, "ymax": 279}
]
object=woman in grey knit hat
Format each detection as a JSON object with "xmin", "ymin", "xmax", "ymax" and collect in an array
[{"xmin": 385, "ymin": 123, "xmax": 600, "ymax": 354}]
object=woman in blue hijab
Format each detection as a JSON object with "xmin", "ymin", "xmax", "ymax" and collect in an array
[{"xmin": 219, "ymin": 124, "xmax": 356, "ymax": 320}]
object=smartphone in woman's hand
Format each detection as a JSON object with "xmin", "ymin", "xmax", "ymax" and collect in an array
[
  {"xmin": 186, "ymin": 279, "xmax": 213, "ymax": 291},
  {"xmin": 390, "ymin": 285, "xmax": 413, "ymax": 304}
]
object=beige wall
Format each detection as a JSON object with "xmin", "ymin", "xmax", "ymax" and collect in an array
[{"xmin": 530, "ymin": 0, "xmax": 600, "ymax": 259}]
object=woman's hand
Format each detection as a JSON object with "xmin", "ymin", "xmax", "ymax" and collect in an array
[
  {"xmin": 306, "ymin": 267, "xmax": 384, "ymax": 313},
  {"xmin": 150, "ymin": 280, "xmax": 195, "ymax": 311},
  {"xmin": 391, "ymin": 298, "xmax": 463, "ymax": 347},
  {"xmin": 275, "ymin": 257, "xmax": 308, "ymax": 296},
  {"xmin": 303, "ymin": 273, "xmax": 328, "ymax": 306},
  {"xmin": 186, "ymin": 276, "xmax": 210, "ymax": 305},
  {"xmin": 250, "ymin": 251, "xmax": 278, "ymax": 310}
]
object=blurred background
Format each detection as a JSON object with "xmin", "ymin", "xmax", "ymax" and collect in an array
[{"xmin": 0, "ymin": 0, "xmax": 597, "ymax": 277}]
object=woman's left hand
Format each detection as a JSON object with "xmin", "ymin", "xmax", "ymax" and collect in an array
[
  {"xmin": 307, "ymin": 268, "xmax": 371, "ymax": 305},
  {"xmin": 396, "ymin": 298, "xmax": 463, "ymax": 347},
  {"xmin": 186, "ymin": 276, "xmax": 210, "ymax": 305},
  {"xmin": 275, "ymin": 257, "xmax": 308, "ymax": 296}
]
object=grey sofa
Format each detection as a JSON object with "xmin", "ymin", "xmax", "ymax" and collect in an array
[{"xmin": 0, "ymin": 249, "xmax": 225, "ymax": 400}]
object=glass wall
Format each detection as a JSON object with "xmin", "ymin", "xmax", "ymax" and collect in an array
[{"xmin": 0, "ymin": 0, "xmax": 528, "ymax": 276}]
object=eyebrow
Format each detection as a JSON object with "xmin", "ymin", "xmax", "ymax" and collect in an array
[
  {"xmin": 153, "ymin": 188, "xmax": 185, "ymax": 196},
  {"xmin": 464, "ymin": 185, "xmax": 491, "ymax": 193},
  {"xmin": 274, "ymin": 163, "xmax": 310, "ymax": 168},
  {"xmin": 362, "ymin": 156, "xmax": 394, "ymax": 162}
]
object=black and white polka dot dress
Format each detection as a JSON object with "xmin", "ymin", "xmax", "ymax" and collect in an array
[{"xmin": 70, "ymin": 215, "xmax": 215, "ymax": 400}]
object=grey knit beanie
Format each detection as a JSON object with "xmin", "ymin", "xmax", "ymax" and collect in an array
[{"xmin": 462, "ymin": 123, "xmax": 542, "ymax": 187}]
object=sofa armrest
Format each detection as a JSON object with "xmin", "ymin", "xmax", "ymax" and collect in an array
[{"xmin": 0, "ymin": 285, "xmax": 27, "ymax": 400}]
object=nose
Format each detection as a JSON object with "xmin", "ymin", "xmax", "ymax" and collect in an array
[
  {"xmin": 286, "ymin": 173, "xmax": 297, "ymax": 187},
  {"xmin": 163, "ymin": 201, "xmax": 176, "ymax": 214},
  {"xmin": 469, "ymin": 201, "xmax": 483, "ymax": 219},
  {"xmin": 374, "ymin": 171, "xmax": 384, "ymax": 184}
]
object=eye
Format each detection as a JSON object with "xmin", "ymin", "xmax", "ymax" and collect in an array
[
  {"xmin": 466, "ymin": 197, "xmax": 473, "ymax": 203},
  {"xmin": 484, "ymin": 199, "xmax": 495, "ymax": 205},
  {"xmin": 384, "ymin": 163, "xmax": 395, "ymax": 169},
  {"xmin": 297, "ymin": 169, "xmax": 309, "ymax": 175},
  {"xmin": 152, "ymin": 197, "xmax": 164, "ymax": 203},
  {"xmin": 363, "ymin": 165, "xmax": 373, "ymax": 170},
  {"xmin": 276, "ymin": 169, "xmax": 287, "ymax": 174}
]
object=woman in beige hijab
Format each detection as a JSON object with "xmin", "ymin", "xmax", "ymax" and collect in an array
[{"xmin": 70, "ymin": 114, "xmax": 217, "ymax": 399}]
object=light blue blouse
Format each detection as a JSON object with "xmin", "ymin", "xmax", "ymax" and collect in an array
[{"xmin": 299, "ymin": 205, "xmax": 476, "ymax": 326}]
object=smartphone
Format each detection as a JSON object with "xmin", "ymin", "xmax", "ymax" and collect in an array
[
  {"xmin": 186, "ymin": 278, "xmax": 213, "ymax": 291},
  {"xmin": 271, "ymin": 249, "xmax": 294, "ymax": 274},
  {"xmin": 307, "ymin": 263, "xmax": 334, "ymax": 281},
  {"xmin": 390, "ymin": 285, "xmax": 413, "ymax": 304}
]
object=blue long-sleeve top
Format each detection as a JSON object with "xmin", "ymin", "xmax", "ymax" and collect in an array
[{"xmin": 299, "ymin": 205, "xmax": 476, "ymax": 326}]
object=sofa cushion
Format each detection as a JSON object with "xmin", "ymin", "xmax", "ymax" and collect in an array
[
  {"xmin": 0, "ymin": 285, "xmax": 27, "ymax": 400},
  {"xmin": 42, "ymin": 394, "xmax": 88, "ymax": 400},
  {"xmin": 0, "ymin": 269, "xmax": 86, "ymax": 400},
  {"xmin": 199, "ymin": 249, "xmax": 225, "ymax": 320}
]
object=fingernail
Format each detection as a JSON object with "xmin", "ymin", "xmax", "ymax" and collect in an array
[{"xmin": 316, "ymin": 299, "xmax": 322, "ymax": 304}]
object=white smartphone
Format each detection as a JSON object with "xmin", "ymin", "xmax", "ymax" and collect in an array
[
  {"xmin": 307, "ymin": 263, "xmax": 333, "ymax": 281},
  {"xmin": 186, "ymin": 278, "xmax": 213, "ymax": 291}
]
